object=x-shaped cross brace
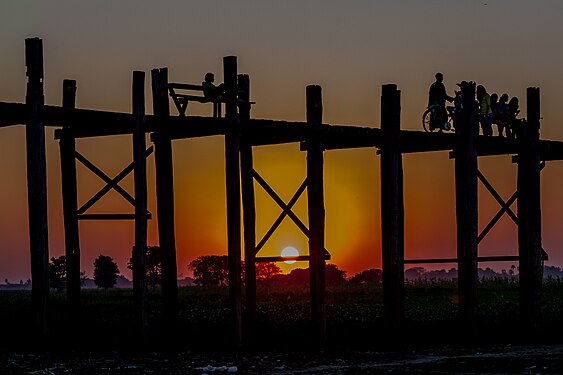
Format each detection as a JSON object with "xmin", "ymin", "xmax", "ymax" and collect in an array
[
  {"xmin": 252, "ymin": 169, "xmax": 329, "ymax": 257},
  {"xmin": 478, "ymin": 161, "xmax": 547, "ymax": 259},
  {"xmin": 75, "ymin": 146, "xmax": 154, "ymax": 215}
]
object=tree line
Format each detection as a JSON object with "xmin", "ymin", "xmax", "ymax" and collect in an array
[{"xmin": 46, "ymin": 246, "xmax": 563, "ymax": 291}]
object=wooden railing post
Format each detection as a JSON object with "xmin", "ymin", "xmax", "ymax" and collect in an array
[
  {"xmin": 132, "ymin": 71, "xmax": 148, "ymax": 343},
  {"xmin": 60, "ymin": 79, "xmax": 81, "ymax": 312},
  {"xmin": 455, "ymin": 81, "xmax": 478, "ymax": 329},
  {"xmin": 518, "ymin": 87, "xmax": 542, "ymax": 331},
  {"xmin": 224, "ymin": 56, "xmax": 243, "ymax": 347},
  {"xmin": 25, "ymin": 37, "xmax": 49, "ymax": 339},
  {"xmin": 151, "ymin": 68, "xmax": 178, "ymax": 334},
  {"xmin": 239, "ymin": 74, "xmax": 257, "ymax": 337},
  {"xmin": 380, "ymin": 84, "xmax": 404, "ymax": 334},
  {"xmin": 306, "ymin": 85, "xmax": 326, "ymax": 344}
]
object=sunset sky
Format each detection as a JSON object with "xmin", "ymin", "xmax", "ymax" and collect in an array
[{"xmin": 1, "ymin": 1, "xmax": 563, "ymax": 281}]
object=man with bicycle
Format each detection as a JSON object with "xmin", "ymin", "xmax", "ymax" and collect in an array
[{"xmin": 428, "ymin": 73, "xmax": 454, "ymax": 131}]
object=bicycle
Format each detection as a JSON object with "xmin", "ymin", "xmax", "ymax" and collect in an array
[{"xmin": 422, "ymin": 104, "xmax": 456, "ymax": 132}]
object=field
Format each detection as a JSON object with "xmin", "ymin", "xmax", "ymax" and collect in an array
[{"xmin": 1, "ymin": 280, "xmax": 563, "ymax": 373}]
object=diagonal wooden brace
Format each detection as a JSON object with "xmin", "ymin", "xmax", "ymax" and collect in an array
[
  {"xmin": 255, "ymin": 177, "xmax": 307, "ymax": 255},
  {"xmin": 76, "ymin": 146, "xmax": 153, "ymax": 214}
]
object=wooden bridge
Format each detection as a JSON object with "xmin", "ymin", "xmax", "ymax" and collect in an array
[{"xmin": 2, "ymin": 38, "xmax": 562, "ymax": 346}]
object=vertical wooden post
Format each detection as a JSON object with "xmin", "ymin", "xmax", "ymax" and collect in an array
[
  {"xmin": 59, "ymin": 79, "xmax": 81, "ymax": 312},
  {"xmin": 239, "ymin": 74, "xmax": 256, "ymax": 334},
  {"xmin": 518, "ymin": 87, "xmax": 542, "ymax": 331},
  {"xmin": 306, "ymin": 85, "xmax": 326, "ymax": 343},
  {"xmin": 151, "ymin": 68, "xmax": 178, "ymax": 333},
  {"xmin": 380, "ymin": 84, "xmax": 404, "ymax": 333},
  {"xmin": 132, "ymin": 71, "xmax": 148, "ymax": 343},
  {"xmin": 25, "ymin": 37, "xmax": 49, "ymax": 338},
  {"xmin": 455, "ymin": 81, "xmax": 478, "ymax": 328},
  {"xmin": 224, "ymin": 56, "xmax": 243, "ymax": 347}
]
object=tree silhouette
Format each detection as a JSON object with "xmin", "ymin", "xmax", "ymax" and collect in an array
[
  {"xmin": 128, "ymin": 245, "xmax": 162, "ymax": 289},
  {"xmin": 349, "ymin": 268, "xmax": 382, "ymax": 285},
  {"xmin": 48, "ymin": 255, "xmax": 67, "ymax": 291},
  {"xmin": 326, "ymin": 264, "xmax": 347, "ymax": 285},
  {"xmin": 188, "ymin": 255, "xmax": 228, "ymax": 286},
  {"xmin": 256, "ymin": 262, "xmax": 282, "ymax": 280},
  {"xmin": 93, "ymin": 255, "xmax": 120, "ymax": 289}
]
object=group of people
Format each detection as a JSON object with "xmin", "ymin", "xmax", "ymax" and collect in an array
[
  {"xmin": 476, "ymin": 85, "xmax": 521, "ymax": 138},
  {"xmin": 428, "ymin": 73, "xmax": 524, "ymax": 138}
]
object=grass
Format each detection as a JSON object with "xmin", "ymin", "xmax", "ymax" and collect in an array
[{"xmin": 1, "ymin": 279, "xmax": 563, "ymax": 351}]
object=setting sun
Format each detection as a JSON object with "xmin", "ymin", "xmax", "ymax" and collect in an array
[{"xmin": 280, "ymin": 246, "xmax": 299, "ymax": 264}]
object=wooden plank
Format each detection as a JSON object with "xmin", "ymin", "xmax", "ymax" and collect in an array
[
  {"xmin": 59, "ymin": 79, "xmax": 81, "ymax": 312},
  {"xmin": 454, "ymin": 81, "xmax": 478, "ymax": 329},
  {"xmin": 306, "ymin": 85, "xmax": 326, "ymax": 344},
  {"xmin": 24, "ymin": 37, "xmax": 49, "ymax": 340},
  {"xmin": 518, "ymin": 87, "xmax": 543, "ymax": 331},
  {"xmin": 224, "ymin": 56, "xmax": 243, "ymax": 348},
  {"xmin": 77, "ymin": 213, "xmax": 151, "ymax": 220},
  {"xmin": 151, "ymin": 68, "xmax": 178, "ymax": 335},
  {"xmin": 0, "ymin": 102, "xmax": 27, "ymax": 127},
  {"xmin": 380, "ymin": 84, "xmax": 404, "ymax": 334},
  {"xmin": 132, "ymin": 71, "xmax": 148, "ymax": 344},
  {"xmin": 239, "ymin": 74, "xmax": 257, "ymax": 333},
  {"xmin": 256, "ymin": 254, "xmax": 331, "ymax": 263}
]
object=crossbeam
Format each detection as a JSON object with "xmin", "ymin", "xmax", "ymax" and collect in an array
[
  {"xmin": 3, "ymin": 100, "xmax": 563, "ymax": 159},
  {"xmin": 254, "ymin": 177, "xmax": 308, "ymax": 255},
  {"xmin": 74, "ymin": 147, "xmax": 153, "ymax": 218}
]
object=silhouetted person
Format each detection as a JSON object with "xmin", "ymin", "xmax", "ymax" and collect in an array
[
  {"xmin": 508, "ymin": 96, "xmax": 524, "ymax": 139},
  {"xmin": 202, "ymin": 72, "xmax": 224, "ymax": 102},
  {"xmin": 428, "ymin": 73, "xmax": 454, "ymax": 130},
  {"xmin": 495, "ymin": 93, "xmax": 510, "ymax": 138},
  {"xmin": 477, "ymin": 85, "xmax": 493, "ymax": 136},
  {"xmin": 202, "ymin": 72, "xmax": 225, "ymax": 118}
]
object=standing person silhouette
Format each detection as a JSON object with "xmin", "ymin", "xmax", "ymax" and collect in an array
[{"xmin": 428, "ymin": 73, "xmax": 454, "ymax": 131}]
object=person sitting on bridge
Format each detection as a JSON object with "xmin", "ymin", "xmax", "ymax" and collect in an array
[
  {"xmin": 508, "ymin": 96, "xmax": 525, "ymax": 139},
  {"xmin": 477, "ymin": 85, "xmax": 493, "ymax": 136},
  {"xmin": 494, "ymin": 93, "xmax": 511, "ymax": 138},
  {"xmin": 428, "ymin": 73, "xmax": 454, "ymax": 130},
  {"xmin": 202, "ymin": 72, "xmax": 224, "ymax": 102}
]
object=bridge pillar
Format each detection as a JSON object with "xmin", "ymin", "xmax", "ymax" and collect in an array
[
  {"xmin": 239, "ymin": 74, "xmax": 257, "ymax": 338},
  {"xmin": 380, "ymin": 84, "xmax": 404, "ymax": 334},
  {"xmin": 151, "ymin": 67, "xmax": 179, "ymax": 337},
  {"xmin": 518, "ymin": 87, "xmax": 542, "ymax": 331},
  {"xmin": 132, "ymin": 71, "xmax": 148, "ymax": 343},
  {"xmin": 306, "ymin": 85, "xmax": 326, "ymax": 344},
  {"xmin": 59, "ymin": 79, "xmax": 81, "ymax": 314},
  {"xmin": 455, "ymin": 81, "xmax": 478, "ymax": 330},
  {"xmin": 25, "ymin": 37, "xmax": 49, "ymax": 339},
  {"xmin": 224, "ymin": 56, "xmax": 243, "ymax": 347}
]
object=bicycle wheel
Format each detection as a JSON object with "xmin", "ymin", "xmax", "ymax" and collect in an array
[{"xmin": 422, "ymin": 109, "xmax": 432, "ymax": 132}]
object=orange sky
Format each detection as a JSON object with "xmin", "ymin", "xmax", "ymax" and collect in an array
[{"xmin": 2, "ymin": 1, "xmax": 563, "ymax": 281}]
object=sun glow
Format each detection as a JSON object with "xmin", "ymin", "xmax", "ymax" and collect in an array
[{"xmin": 280, "ymin": 246, "xmax": 299, "ymax": 264}]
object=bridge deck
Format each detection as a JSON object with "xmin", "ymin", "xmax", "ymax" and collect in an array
[{"xmin": 2, "ymin": 101, "xmax": 563, "ymax": 159}]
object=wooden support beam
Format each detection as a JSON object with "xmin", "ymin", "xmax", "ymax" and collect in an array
[
  {"xmin": 132, "ymin": 71, "xmax": 148, "ymax": 344},
  {"xmin": 239, "ymin": 74, "xmax": 257, "ymax": 334},
  {"xmin": 455, "ymin": 81, "xmax": 478, "ymax": 329},
  {"xmin": 151, "ymin": 68, "xmax": 178, "ymax": 335},
  {"xmin": 59, "ymin": 79, "xmax": 81, "ymax": 312},
  {"xmin": 518, "ymin": 87, "xmax": 543, "ymax": 331},
  {"xmin": 306, "ymin": 85, "xmax": 326, "ymax": 344},
  {"xmin": 224, "ymin": 56, "xmax": 243, "ymax": 347},
  {"xmin": 254, "ymin": 179, "xmax": 308, "ymax": 254},
  {"xmin": 77, "ymin": 147, "xmax": 153, "ymax": 215},
  {"xmin": 256, "ymin": 254, "xmax": 331, "ymax": 263},
  {"xmin": 25, "ymin": 37, "xmax": 49, "ymax": 340},
  {"xmin": 78, "ymin": 213, "xmax": 149, "ymax": 220},
  {"xmin": 380, "ymin": 84, "xmax": 404, "ymax": 334}
]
